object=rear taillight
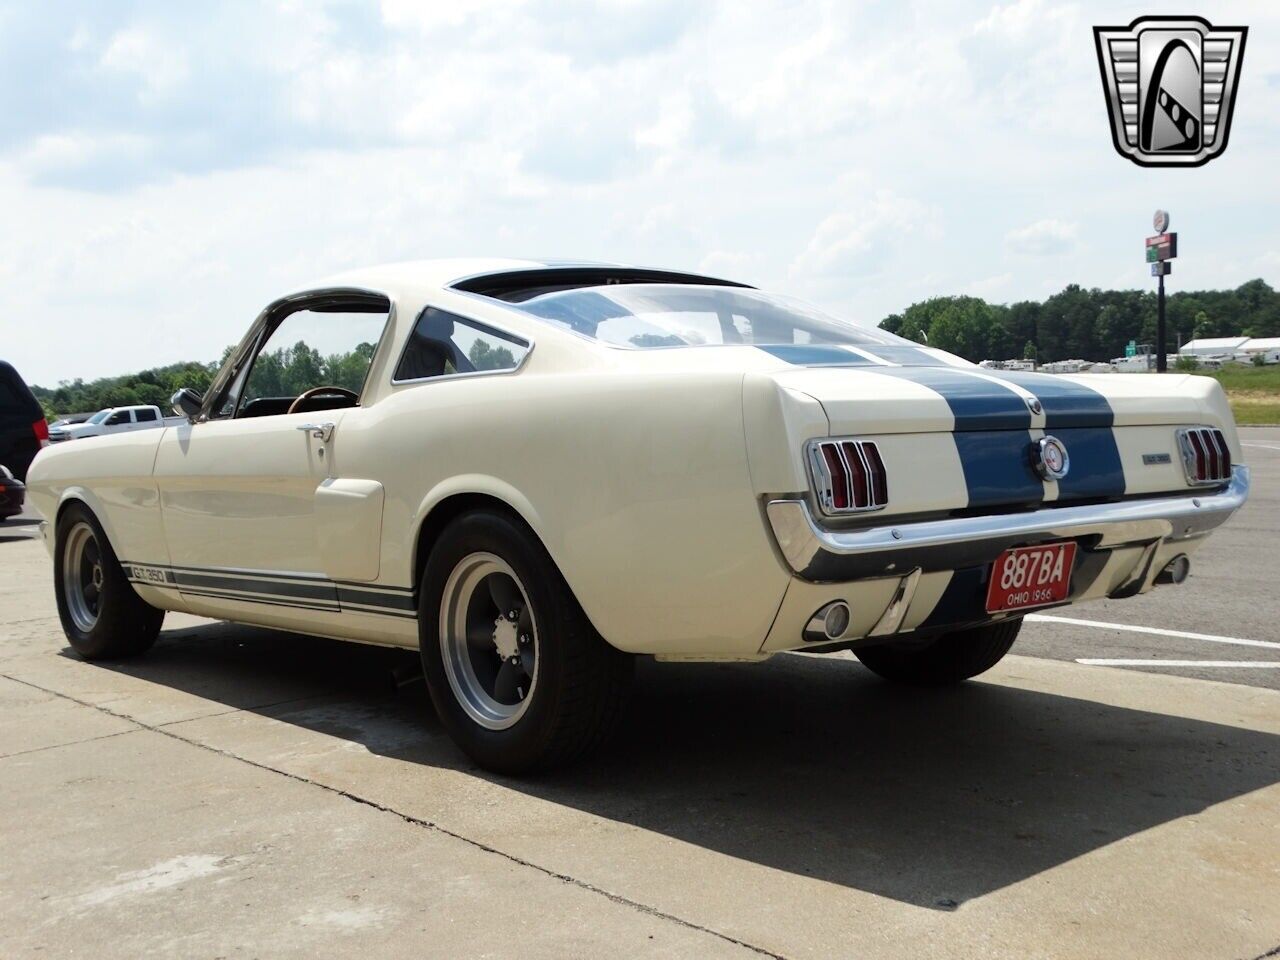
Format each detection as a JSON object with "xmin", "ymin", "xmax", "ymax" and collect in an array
[
  {"xmin": 33, "ymin": 418, "xmax": 49, "ymax": 447},
  {"xmin": 808, "ymin": 439, "xmax": 889, "ymax": 514},
  {"xmin": 1177, "ymin": 427, "xmax": 1231, "ymax": 485}
]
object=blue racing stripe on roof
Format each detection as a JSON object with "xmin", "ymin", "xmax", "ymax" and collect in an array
[
  {"xmin": 985, "ymin": 372, "xmax": 1114, "ymax": 428},
  {"xmin": 866, "ymin": 367, "xmax": 1032, "ymax": 431},
  {"xmin": 852, "ymin": 345, "xmax": 942, "ymax": 366},
  {"xmin": 756, "ymin": 344, "xmax": 881, "ymax": 365}
]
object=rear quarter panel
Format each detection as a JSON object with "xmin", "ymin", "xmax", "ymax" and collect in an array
[{"xmin": 339, "ymin": 368, "xmax": 792, "ymax": 656}]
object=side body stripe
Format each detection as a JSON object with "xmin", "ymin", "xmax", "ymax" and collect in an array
[{"xmin": 121, "ymin": 562, "xmax": 417, "ymax": 620}]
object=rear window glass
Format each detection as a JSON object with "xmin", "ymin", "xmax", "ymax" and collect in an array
[{"xmin": 513, "ymin": 284, "xmax": 904, "ymax": 350}]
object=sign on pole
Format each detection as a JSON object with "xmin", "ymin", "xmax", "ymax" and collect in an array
[
  {"xmin": 1145, "ymin": 232, "xmax": 1178, "ymax": 262},
  {"xmin": 1147, "ymin": 210, "xmax": 1175, "ymax": 373}
]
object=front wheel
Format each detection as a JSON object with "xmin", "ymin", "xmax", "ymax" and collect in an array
[
  {"xmin": 54, "ymin": 503, "xmax": 163, "ymax": 660},
  {"xmin": 418, "ymin": 509, "xmax": 633, "ymax": 774},
  {"xmin": 854, "ymin": 619, "xmax": 1022, "ymax": 685}
]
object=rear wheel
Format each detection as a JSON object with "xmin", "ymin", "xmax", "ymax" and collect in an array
[
  {"xmin": 854, "ymin": 619, "xmax": 1022, "ymax": 685},
  {"xmin": 54, "ymin": 503, "xmax": 163, "ymax": 660},
  {"xmin": 418, "ymin": 509, "xmax": 633, "ymax": 774}
]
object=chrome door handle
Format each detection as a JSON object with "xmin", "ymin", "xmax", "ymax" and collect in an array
[{"xmin": 297, "ymin": 422, "xmax": 335, "ymax": 442}]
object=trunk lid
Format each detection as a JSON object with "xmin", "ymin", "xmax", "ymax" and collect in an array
[{"xmin": 767, "ymin": 363, "xmax": 1233, "ymax": 515}]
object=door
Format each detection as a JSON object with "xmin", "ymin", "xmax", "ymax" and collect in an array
[
  {"xmin": 103, "ymin": 409, "xmax": 134, "ymax": 434},
  {"xmin": 152, "ymin": 295, "xmax": 390, "ymax": 614}
]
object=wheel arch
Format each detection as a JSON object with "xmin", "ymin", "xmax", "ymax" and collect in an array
[
  {"xmin": 53, "ymin": 488, "xmax": 123, "ymax": 555},
  {"xmin": 408, "ymin": 482, "xmax": 612, "ymax": 647}
]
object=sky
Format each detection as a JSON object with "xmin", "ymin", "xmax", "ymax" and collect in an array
[{"xmin": 3, "ymin": 0, "xmax": 1278, "ymax": 386}]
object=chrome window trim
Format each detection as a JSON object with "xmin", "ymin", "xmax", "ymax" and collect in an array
[
  {"xmin": 389, "ymin": 304, "xmax": 534, "ymax": 387},
  {"xmin": 200, "ymin": 286, "xmax": 396, "ymax": 422}
]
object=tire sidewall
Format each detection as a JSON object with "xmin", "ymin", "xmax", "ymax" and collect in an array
[
  {"xmin": 53, "ymin": 504, "xmax": 143, "ymax": 658},
  {"xmin": 418, "ymin": 511, "xmax": 574, "ymax": 771}
]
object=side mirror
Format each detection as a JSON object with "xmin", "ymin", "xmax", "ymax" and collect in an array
[{"xmin": 171, "ymin": 387, "xmax": 204, "ymax": 422}]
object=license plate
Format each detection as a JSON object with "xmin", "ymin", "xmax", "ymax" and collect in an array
[{"xmin": 985, "ymin": 542, "xmax": 1077, "ymax": 613}]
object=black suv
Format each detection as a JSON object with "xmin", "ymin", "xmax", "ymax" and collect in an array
[{"xmin": 0, "ymin": 361, "xmax": 48, "ymax": 482}]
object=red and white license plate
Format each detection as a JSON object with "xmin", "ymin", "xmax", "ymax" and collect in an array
[{"xmin": 985, "ymin": 542, "xmax": 1077, "ymax": 613}]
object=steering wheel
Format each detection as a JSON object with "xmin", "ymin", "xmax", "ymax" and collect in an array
[{"xmin": 287, "ymin": 386, "xmax": 359, "ymax": 415}]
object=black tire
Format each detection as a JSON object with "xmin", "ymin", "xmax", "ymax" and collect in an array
[
  {"xmin": 418, "ymin": 509, "xmax": 633, "ymax": 774},
  {"xmin": 54, "ymin": 503, "xmax": 163, "ymax": 660},
  {"xmin": 854, "ymin": 619, "xmax": 1022, "ymax": 685}
]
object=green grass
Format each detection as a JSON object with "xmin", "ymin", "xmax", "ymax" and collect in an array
[
  {"xmin": 1190, "ymin": 365, "xmax": 1280, "ymax": 424},
  {"xmin": 1197, "ymin": 364, "xmax": 1280, "ymax": 392}
]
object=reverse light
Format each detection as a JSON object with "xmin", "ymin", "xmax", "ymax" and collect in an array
[
  {"xmin": 1176, "ymin": 427, "xmax": 1231, "ymax": 486},
  {"xmin": 808, "ymin": 439, "xmax": 889, "ymax": 515}
]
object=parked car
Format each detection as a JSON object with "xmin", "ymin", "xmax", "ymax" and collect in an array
[
  {"xmin": 0, "ymin": 464, "xmax": 25, "ymax": 521},
  {"xmin": 46, "ymin": 412, "xmax": 95, "ymax": 442},
  {"xmin": 0, "ymin": 360, "xmax": 48, "ymax": 482},
  {"xmin": 25, "ymin": 259, "xmax": 1248, "ymax": 772},
  {"xmin": 52, "ymin": 405, "xmax": 185, "ymax": 441}
]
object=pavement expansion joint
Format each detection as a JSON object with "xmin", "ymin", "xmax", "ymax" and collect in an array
[{"xmin": 0, "ymin": 670, "xmax": 788, "ymax": 960}]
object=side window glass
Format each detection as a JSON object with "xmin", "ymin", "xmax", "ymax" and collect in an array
[
  {"xmin": 395, "ymin": 308, "xmax": 529, "ymax": 382},
  {"xmin": 136, "ymin": 408, "xmax": 157, "ymax": 422},
  {"xmin": 106, "ymin": 410, "xmax": 130, "ymax": 425},
  {"xmin": 235, "ymin": 304, "xmax": 389, "ymax": 418}
]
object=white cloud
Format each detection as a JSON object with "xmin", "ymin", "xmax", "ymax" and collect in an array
[
  {"xmin": 790, "ymin": 189, "xmax": 936, "ymax": 279},
  {"xmin": 1004, "ymin": 219, "xmax": 1079, "ymax": 257},
  {"xmin": 100, "ymin": 27, "xmax": 189, "ymax": 98},
  {"xmin": 1, "ymin": 0, "xmax": 1278, "ymax": 384}
]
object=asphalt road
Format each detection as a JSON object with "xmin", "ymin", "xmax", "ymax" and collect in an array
[
  {"xmin": 1, "ymin": 438, "xmax": 1278, "ymax": 959},
  {"xmin": 1015, "ymin": 424, "xmax": 1280, "ymax": 689}
]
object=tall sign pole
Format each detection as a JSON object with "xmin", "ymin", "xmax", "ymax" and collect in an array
[{"xmin": 1146, "ymin": 210, "xmax": 1176, "ymax": 373}]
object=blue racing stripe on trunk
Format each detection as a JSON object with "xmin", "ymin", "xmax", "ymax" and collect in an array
[
  {"xmin": 865, "ymin": 368, "xmax": 1032, "ymax": 431},
  {"xmin": 985, "ymin": 372, "xmax": 1114, "ymax": 428},
  {"xmin": 954, "ymin": 431, "xmax": 1044, "ymax": 507},
  {"xmin": 1050, "ymin": 427, "xmax": 1126, "ymax": 499}
]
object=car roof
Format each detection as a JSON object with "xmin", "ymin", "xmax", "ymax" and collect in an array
[{"xmin": 0, "ymin": 360, "xmax": 41, "ymax": 417}]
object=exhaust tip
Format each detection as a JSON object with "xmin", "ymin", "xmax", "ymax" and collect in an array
[
  {"xmin": 1155, "ymin": 554, "xmax": 1191, "ymax": 585},
  {"xmin": 805, "ymin": 601, "xmax": 852, "ymax": 642}
]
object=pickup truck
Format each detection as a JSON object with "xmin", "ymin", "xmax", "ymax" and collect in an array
[{"xmin": 48, "ymin": 405, "xmax": 186, "ymax": 442}]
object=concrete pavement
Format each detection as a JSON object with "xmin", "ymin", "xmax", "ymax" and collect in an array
[{"xmin": 2, "ymin": 456, "xmax": 1279, "ymax": 958}]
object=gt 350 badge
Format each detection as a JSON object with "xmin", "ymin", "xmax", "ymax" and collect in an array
[
  {"xmin": 127, "ymin": 565, "xmax": 171, "ymax": 585},
  {"xmin": 1094, "ymin": 16, "xmax": 1247, "ymax": 167}
]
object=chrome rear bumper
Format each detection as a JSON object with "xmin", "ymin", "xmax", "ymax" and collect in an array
[{"xmin": 767, "ymin": 465, "xmax": 1249, "ymax": 582}]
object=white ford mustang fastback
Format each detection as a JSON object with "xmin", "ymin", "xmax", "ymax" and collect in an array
[{"xmin": 26, "ymin": 259, "xmax": 1249, "ymax": 771}]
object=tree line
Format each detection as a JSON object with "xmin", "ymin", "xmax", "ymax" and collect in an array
[
  {"xmin": 879, "ymin": 278, "xmax": 1280, "ymax": 364},
  {"xmin": 27, "ymin": 278, "xmax": 1280, "ymax": 415},
  {"xmin": 31, "ymin": 336, "xmax": 513, "ymax": 418}
]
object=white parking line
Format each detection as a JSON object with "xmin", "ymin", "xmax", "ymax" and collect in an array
[
  {"xmin": 1026, "ymin": 614, "xmax": 1280, "ymax": 650},
  {"xmin": 1242, "ymin": 442, "xmax": 1280, "ymax": 451},
  {"xmin": 1077, "ymin": 659, "xmax": 1280, "ymax": 668}
]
